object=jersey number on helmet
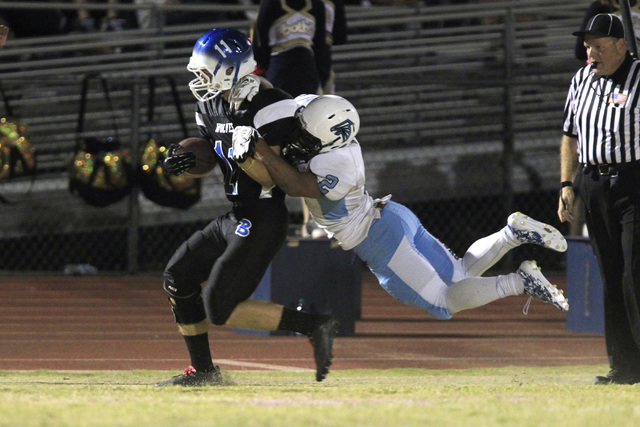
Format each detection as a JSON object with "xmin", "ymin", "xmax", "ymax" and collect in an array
[{"xmin": 215, "ymin": 40, "xmax": 232, "ymax": 58}]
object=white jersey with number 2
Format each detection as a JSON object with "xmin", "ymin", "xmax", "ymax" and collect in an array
[
  {"xmin": 297, "ymin": 141, "xmax": 379, "ymax": 250},
  {"xmin": 292, "ymin": 94, "xmax": 531, "ymax": 321}
]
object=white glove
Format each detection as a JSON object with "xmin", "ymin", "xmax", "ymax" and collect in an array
[
  {"xmin": 232, "ymin": 126, "xmax": 259, "ymax": 162},
  {"xmin": 228, "ymin": 74, "xmax": 261, "ymax": 111}
]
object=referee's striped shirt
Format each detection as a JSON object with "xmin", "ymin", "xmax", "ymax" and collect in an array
[{"xmin": 563, "ymin": 53, "xmax": 640, "ymax": 165}]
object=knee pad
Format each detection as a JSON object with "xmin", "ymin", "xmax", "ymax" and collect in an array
[{"xmin": 163, "ymin": 275, "xmax": 207, "ymax": 325}]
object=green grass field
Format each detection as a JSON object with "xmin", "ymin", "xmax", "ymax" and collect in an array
[{"xmin": 1, "ymin": 366, "xmax": 638, "ymax": 427}]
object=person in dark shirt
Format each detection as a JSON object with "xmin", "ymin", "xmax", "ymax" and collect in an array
[
  {"xmin": 0, "ymin": 24, "xmax": 7, "ymax": 49},
  {"xmin": 251, "ymin": 0, "xmax": 330, "ymax": 97}
]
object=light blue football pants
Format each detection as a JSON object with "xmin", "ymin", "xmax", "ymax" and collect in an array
[{"xmin": 353, "ymin": 201, "xmax": 522, "ymax": 319}]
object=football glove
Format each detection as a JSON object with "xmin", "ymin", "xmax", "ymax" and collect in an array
[
  {"xmin": 162, "ymin": 143, "xmax": 196, "ymax": 175},
  {"xmin": 232, "ymin": 126, "xmax": 259, "ymax": 163},
  {"xmin": 228, "ymin": 74, "xmax": 261, "ymax": 112}
]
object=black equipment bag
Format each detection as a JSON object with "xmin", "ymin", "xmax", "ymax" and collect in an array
[
  {"xmin": 0, "ymin": 80, "xmax": 37, "ymax": 204},
  {"xmin": 69, "ymin": 76, "xmax": 132, "ymax": 207},
  {"xmin": 0, "ymin": 81, "xmax": 36, "ymax": 181},
  {"xmin": 137, "ymin": 77, "xmax": 201, "ymax": 209}
]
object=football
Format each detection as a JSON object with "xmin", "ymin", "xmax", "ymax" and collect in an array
[{"xmin": 175, "ymin": 137, "xmax": 217, "ymax": 178}]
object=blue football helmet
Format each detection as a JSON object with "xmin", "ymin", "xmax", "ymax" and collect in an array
[{"xmin": 187, "ymin": 28, "xmax": 257, "ymax": 102}]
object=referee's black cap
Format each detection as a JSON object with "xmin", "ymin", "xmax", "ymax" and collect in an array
[{"xmin": 573, "ymin": 13, "xmax": 625, "ymax": 39}]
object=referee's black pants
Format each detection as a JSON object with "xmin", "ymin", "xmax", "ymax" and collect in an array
[{"xmin": 581, "ymin": 164, "xmax": 640, "ymax": 374}]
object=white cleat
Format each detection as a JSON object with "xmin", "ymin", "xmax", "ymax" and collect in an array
[
  {"xmin": 518, "ymin": 260, "xmax": 569, "ymax": 312},
  {"xmin": 508, "ymin": 212, "xmax": 567, "ymax": 252}
]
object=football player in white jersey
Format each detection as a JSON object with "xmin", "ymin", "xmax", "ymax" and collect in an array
[{"xmin": 232, "ymin": 95, "xmax": 570, "ymax": 320}]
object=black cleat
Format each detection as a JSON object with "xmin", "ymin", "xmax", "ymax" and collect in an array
[
  {"xmin": 310, "ymin": 316, "xmax": 339, "ymax": 382},
  {"xmin": 594, "ymin": 369, "xmax": 640, "ymax": 385},
  {"xmin": 155, "ymin": 365, "xmax": 222, "ymax": 387}
]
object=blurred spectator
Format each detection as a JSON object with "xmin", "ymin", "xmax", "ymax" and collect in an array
[
  {"xmin": 138, "ymin": 1, "xmax": 241, "ymax": 28},
  {"xmin": 318, "ymin": 0, "xmax": 346, "ymax": 94},
  {"xmin": 251, "ymin": 0, "xmax": 329, "ymax": 97},
  {"xmin": 0, "ymin": 24, "xmax": 7, "ymax": 49},
  {"xmin": 68, "ymin": 0, "xmax": 129, "ymax": 33},
  {"xmin": 0, "ymin": 0, "xmax": 67, "ymax": 38},
  {"xmin": 134, "ymin": 0, "xmax": 174, "ymax": 30}
]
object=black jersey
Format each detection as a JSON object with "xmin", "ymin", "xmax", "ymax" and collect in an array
[{"xmin": 195, "ymin": 87, "xmax": 299, "ymax": 204}]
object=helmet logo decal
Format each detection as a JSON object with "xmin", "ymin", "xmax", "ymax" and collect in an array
[{"xmin": 330, "ymin": 119, "xmax": 356, "ymax": 142}]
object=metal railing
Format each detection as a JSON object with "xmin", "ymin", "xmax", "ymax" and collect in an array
[{"xmin": 0, "ymin": 0, "xmax": 586, "ymax": 273}]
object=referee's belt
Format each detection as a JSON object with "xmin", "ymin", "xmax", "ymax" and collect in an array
[{"xmin": 583, "ymin": 161, "xmax": 640, "ymax": 176}]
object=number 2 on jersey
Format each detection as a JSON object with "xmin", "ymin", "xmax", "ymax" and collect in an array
[{"xmin": 318, "ymin": 174, "xmax": 339, "ymax": 195}]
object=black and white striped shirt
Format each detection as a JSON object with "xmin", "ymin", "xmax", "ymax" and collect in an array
[{"xmin": 563, "ymin": 53, "xmax": 640, "ymax": 165}]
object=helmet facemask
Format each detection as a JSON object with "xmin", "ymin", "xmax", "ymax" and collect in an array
[
  {"xmin": 282, "ymin": 109, "xmax": 323, "ymax": 164},
  {"xmin": 187, "ymin": 67, "xmax": 218, "ymax": 102}
]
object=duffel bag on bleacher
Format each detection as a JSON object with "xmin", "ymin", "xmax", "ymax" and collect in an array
[
  {"xmin": 138, "ymin": 138, "xmax": 201, "ymax": 209},
  {"xmin": 69, "ymin": 136, "xmax": 132, "ymax": 207},
  {"xmin": 0, "ymin": 117, "xmax": 36, "ymax": 181}
]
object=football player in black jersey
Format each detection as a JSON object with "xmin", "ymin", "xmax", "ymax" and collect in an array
[{"xmin": 156, "ymin": 28, "xmax": 338, "ymax": 386}]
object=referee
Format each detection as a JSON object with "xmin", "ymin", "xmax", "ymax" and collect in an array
[{"xmin": 559, "ymin": 13, "xmax": 640, "ymax": 385}]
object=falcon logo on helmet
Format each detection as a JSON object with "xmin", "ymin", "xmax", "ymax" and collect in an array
[{"xmin": 330, "ymin": 119, "xmax": 356, "ymax": 143}]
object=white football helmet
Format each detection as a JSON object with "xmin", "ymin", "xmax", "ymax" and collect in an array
[
  {"xmin": 291, "ymin": 95, "xmax": 360, "ymax": 159},
  {"xmin": 187, "ymin": 28, "xmax": 257, "ymax": 102}
]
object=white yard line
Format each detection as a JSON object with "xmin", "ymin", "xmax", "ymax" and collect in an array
[{"xmin": 0, "ymin": 358, "xmax": 314, "ymax": 372}]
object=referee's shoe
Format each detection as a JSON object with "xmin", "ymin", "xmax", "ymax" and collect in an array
[
  {"xmin": 310, "ymin": 315, "xmax": 340, "ymax": 382},
  {"xmin": 594, "ymin": 369, "xmax": 640, "ymax": 385}
]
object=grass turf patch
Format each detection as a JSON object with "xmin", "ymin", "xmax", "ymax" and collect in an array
[{"xmin": 0, "ymin": 366, "xmax": 638, "ymax": 426}]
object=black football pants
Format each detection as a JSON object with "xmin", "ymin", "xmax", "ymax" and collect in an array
[{"xmin": 163, "ymin": 198, "xmax": 289, "ymax": 326}]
